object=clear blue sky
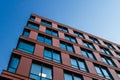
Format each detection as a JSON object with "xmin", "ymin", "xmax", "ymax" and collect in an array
[{"xmin": 0, "ymin": 0, "xmax": 120, "ymax": 74}]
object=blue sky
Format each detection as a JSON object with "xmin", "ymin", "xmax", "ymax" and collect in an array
[{"xmin": 0, "ymin": 0, "xmax": 120, "ymax": 74}]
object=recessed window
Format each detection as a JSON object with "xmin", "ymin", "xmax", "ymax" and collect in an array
[
  {"xmin": 89, "ymin": 36, "xmax": 100, "ymax": 44},
  {"xmin": 46, "ymin": 28, "xmax": 58, "ymax": 37},
  {"xmin": 65, "ymin": 34, "xmax": 77, "ymax": 43},
  {"xmin": 104, "ymin": 42, "xmax": 115, "ymax": 50},
  {"xmin": 27, "ymin": 22, "xmax": 39, "ymax": 30},
  {"xmin": 83, "ymin": 41, "xmax": 96, "ymax": 50},
  {"xmin": 44, "ymin": 48, "xmax": 61, "ymax": 63},
  {"xmin": 37, "ymin": 34, "xmax": 52, "ymax": 45},
  {"xmin": 64, "ymin": 72, "xmax": 83, "ymax": 80},
  {"xmin": 70, "ymin": 57, "xmax": 88, "ymax": 72},
  {"xmin": 95, "ymin": 64, "xmax": 113, "ymax": 80},
  {"xmin": 23, "ymin": 29, "xmax": 30, "ymax": 37},
  {"xmin": 74, "ymin": 31, "xmax": 85, "ymax": 39},
  {"xmin": 8, "ymin": 56, "xmax": 20, "ymax": 73},
  {"xmin": 40, "ymin": 19, "xmax": 52, "ymax": 27},
  {"xmin": 60, "ymin": 41, "xmax": 74, "ymax": 52},
  {"xmin": 30, "ymin": 16, "xmax": 35, "ymax": 21},
  {"xmin": 30, "ymin": 63, "xmax": 52, "ymax": 80},
  {"xmin": 101, "ymin": 55, "xmax": 116, "ymax": 66},
  {"xmin": 115, "ymin": 52, "xmax": 120, "ymax": 58},
  {"xmin": 81, "ymin": 48, "xmax": 96, "ymax": 60},
  {"xmin": 58, "ymin": 25, "xmax": 68, "ymax": 33},
  {"xmin": 17, "ymin": 40, "xmax": 35, "ymax": 54},
  {"xmin": 116, "ymin": 71, "xmax": 120, "ymax": 78},
  {"xmin": 100, "ymin": 47, "xmax": 112, "ymax": 56}
]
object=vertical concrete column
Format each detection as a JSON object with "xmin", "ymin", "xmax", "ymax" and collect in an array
[
  {"xmin": 53, "ymin": 38, "xmax": 59, "ymax": 48},
  {"xmin": 94, "ymin": 44, "xmax": 101, "ymax": 52},
  {"xmin": 39, "ymin": 25, "xmax": 46, "ymax": 32},
  {"xmin": 68, "ymin": 28, "xmax": 74, "ymax": 35},
  {"xmin": 76, "ymin": 38, "xmax": 83, "ymax": 45},
  {"xmin": 52, "ymin": 22, "xmax": 57, "ymax": 29},
  {"xmin": 85, "ymin": 60, "xmax": 97, "ymax": 74},
  {"xmin": 16, "ymin": 57, "xmax": 32, "ymax": 77},
  {"xmin": 58, "ymin": 31, "xmax": 65, "ymax": 39},
  {"xmin": 83, "ymin": 76, "xmax": 92, "ymax": 80},
  {"xmin": 35, "ymin": 17, "xmax": 41, "ymax": 23},
  {"xmin": 73, "ymin": 45, "xmax": 82, "ymax": 55},
  {"xmin": 112, "ymin": 58, "xmax": 120, "ymax": 68},
  {"xmin": 84, "ymin": 34, "xmax": 89, "ymax": 40},
  {"xmin": 29, "ymin": 31, "xmax": 38, "ymax": 40},
  {"xmin": 93, "ymin": 52, "xmax": 103, "ymax": 62},
  {"xmin": 34, "ymin": 44, "xmax": 44, "ymax": 57},
  {"xmin": 108, "ymin": 68, "xmax": 119, "ymax": 80},
  {"xmin": 61, "ymin": 53, "xmax": 71, "ymax": 66},
  {"xmin": 53, "ymin": 67, "xmax": 64, "ymax": 80}
]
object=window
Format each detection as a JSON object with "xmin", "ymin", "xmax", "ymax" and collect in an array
[
  {"xmin": 104, "ymin": 42, "xmax": 115, "ymax": 49},
  {"xmin": 100, "ymin": 47, "xmax": 112, "ymax": 55},
  {"xmin": 17, "ymin": 40, "xmax": 35, "ymax": 54},
  {"xmin": 37, "ymin": 34, "xmax": 52, "ymax": 45},
  {"xmin": 30, "ymin": 63, "xmax": 52, "ymax": 80},
  {"xmin": 30, "ymin": 16, "xmax": 35, "ymax": 21},
  {"xmin": 8, "ymin": 56, "xmax": 20, "ymax": 73},
  {"xmin": 70, "ymin": 57, "xmax": 88, "ymax": 72},
  {"xmin": 44, "ymin": 48, "xmax": 61, "ymax": 63},
  {"xmin": 81, "ymin": 48, "xmax": 96, "ymax": 60},
  {"xmin": 46, "ymin": 28, "xmax": 58, "ymax": 37},
  {"xmin": 74, "ymin": 31, "xmax": 85, "ymax": 39},
  {"xmin": 83, "ymin": 41, "xmax": 96, "ymax": 50},
  {"xmin": 116, "ymin": 71, "xmax": 120, "ymax": 78},
  {"xmin": 60, "ymin": 41, "xmax": 74, "ymax": 52},
  {"xmin": 40, "ymin": 19, "xmax": 52, "ymax": 27},
  {"xmin": 64, "ymin": 72, "xmax": 83, "ymax": 80},
  {"xmin": 58, "ymin": 25, "xmax": 68, "ymax": 33},
  {"xmin": 23, "ymin": 29, "xmax": 30, "ymax": 37},
  {"xmin": 89, "ymin": 36, "xmax": 100, "ymax": 44},
  {"xmin": 95, "ymin": 65, "xmax": 113, "ymax": 80},
  {"xmin": 115, "ymin": 52, "xmax": 120, "ymax": 58},
  {"xmin": 101, "ymin": 56, "xmax": 116, "ymax": 66},
  {"xmin": 65, "ymin": 34, "xmax": 77, "ymax": 43},
  {"xmin": 27, "ymin": 22, "xmax": 39, "ymax": 30}
]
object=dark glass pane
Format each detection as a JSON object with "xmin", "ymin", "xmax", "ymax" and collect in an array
[
  {"xmin": 41, "ymin": 20, "xmax": 52, "ymax": 27},
  {"xmin": 37, "ymin": 35, "xmax": 44, "ymax": 42},
  {"xmin": 101, "ymin": 68, "xmax": 111, "ymax": 79},
  {"xmin": 45, "ymin": 37, "xmax": 52, "ymax": 45},
  {"xmin": 28, "ymin": 23, "xmax": 39, "ymax": 30},
  {"xmin": 74, "ymin": 32, "xmax": 79, "ymax": 37},
  {"xmin": 65, "ymin": 35, "xmax": 70, "ymax": 41},
  {"xmin": 30, "ymin": 16, "xmax": 35, "ymax": 21},
  {"xmin": 46, "ymin": 29, "xmax": 51, "ymax": 35},
  {"xmin": 71, "ymin": 37, "xmax": 76, "ymax": 43},
  {"xmin": 102, "ymin": 57, "xmax": 108, "ymax": 64},
  {"xmin": 44, "ymin": 49, "xmax": 52, "ymax": 60},
  {"xmin": 42, "ymin": 66, "xmax": 52, "ymax": 79},
  {"xmin": 17, "ymin": 41, "xmax": 34, "ymax": 54},
  {"xmin": 52, "ymin": 31, "xmax": 58, "ymax": 37},
  {"xmin": 23, "ymin": 30, "xmax": 29, "ymax": 37},
  {"xmin": 64, "ymin": 73, "xmax": 72, "ymax": 80},
  {"xmin": 10, "ymin": 57, "xmax": 19, "ymax": 68},
  {"xmin": 53, "ymin": 52, "xmax": 61, "ymax": 63},
  {"xmin": 60, "ymin": 42, "xmax": 66, "ymax": 50}
]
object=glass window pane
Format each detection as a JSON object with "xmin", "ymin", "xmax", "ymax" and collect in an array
[
  {"xmin": 8, "ymin": 68, "xmax": 16, "ymax": 73},
  {"xmin": 74, "ymin": 76, "xmax": 82, "ymax": 80},
  {"xmin": 53, "ymin": 52, "xmax": 60, "ymax": 63},
  {"xmin": 88, "ymin": 52, "xmax": 94, "ymax": 59},
  {"xmin": 44, "ymin": 49, "xmax": 52, "ymax": 60},
  {"xmin": 67, "ymin": 44, "xmax": 74, "ymax": 52},
  {"xmin": 41, "ymin": 20, "xmax": 52, "ymax": 27},
  {"xmin": 17, "ymin": 41, "xmax": 34, "ymax": 54},
  {"xmin": 31, "ymin": 63, "xmax": 41, "ymax": 75},
  {"xmin": 101, "ymin": 68, "xmax": 111, "ymax": 79},
  {"xmin": 70, "ymin": 58, "xmax": 78, "ymax": 69},
  {"xmin": 23, "ymin": 30, "xmax": 29, "ymax": 37},
  {"xmin": 10, "ymin": 57, "xmax": 19, "ymax": 68},
  {"xmin": 45, "ymin": 37, "xmax": 52, "ymax": 45},
  {"xmin": 107, "ymin": 59, "xmax": 114, "ymax": 66},
  {"xmin": 71, "ymin": 37, "xmax": 76, "ymax": 43},
  {"xmin": 64, "ymin": 73, "xmax": 72, "ymax": 80},
  {"xmin": 46, "ymin": 29, "xmax": 51, "ymax": 35},
  {"xmin": 95, "ymin": 66, "xmax": 103, "ymax": 77},
  {"xmin": 30, "ymin": 74, "xmax": 40, "ymax": 80},
  {"xmin": 42, "ymin": 66, "xmax": 52, "ymax": 79},
  {"xmin": 28, "ymin": 23, "xmax": 39, "ymax": 30},
  {"xmin": 37, "ymin": 35, "xmax": 44, "ymax": 42},
  {"xmin": 52, "ymin": 31, "xmax": 58, "ymax": 37},
  {"xmin": 60, "ymin": 42, "xmax": 66, "ymax": 50},
  {"xmin": 78, "ymin": 60, "xmax": 86, "ymax": 71},
  {"xmin": 81, "ymin": 50, "xmax": 87, "ymax": 57},
  {"xmin": 65, "ymin": 35, "xmax": 70, "ymax": 41}
]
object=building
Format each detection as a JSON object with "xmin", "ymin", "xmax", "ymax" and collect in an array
[{"xmin": 1, "ymin": 14, "xmax": 120, "ymax": 80}]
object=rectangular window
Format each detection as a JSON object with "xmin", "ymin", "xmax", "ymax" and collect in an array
[
  {"xmin": 115, "ymin": 52, "xmax": 120, "ymax": 58},
  {"xmin": 44, "ymin": 48, "xmax": 61, "ymax": 63},
  {"xmin": 104, "ymin": 42, "xmax": 115, "ymax": 50},
  {"xmin": 100, "ymin": 47, "xmax": 112, "ymax": 55},
  {"xmin": 60, "ymin": 41, "xmax": 74, "ymax": 52},
  {"xmin": 46, "ymin": 28, "xmax": 58, "ymax": 37},
  {"xmin": 58, "ymin": 25, "xmax": 68, "ymax": 33},
  {"xmin": 8, "ymin": 56, "xmax": 20, "ymax": 73},
  {"xmin": 65, "ymin": 34, "xmax": 77, "ymax": 43},
  {"xmin": 23, "ymin": 29, "xmax": 30, "ymax": 37},
  {"xmin": 37, "ymin": 34, "xmax": 52, "ymax": 45},
  {"xmin": 17, "ymin": 40, "xmax": 35, "ymax": 54},
  {"xmin": 64, "ymin": 71, "xmax": 83, "ymax": 80},
  {"xmin": 30, "ymin": 16, "xmax": 35, "ymax": 21},
  {"xmin": 30, "ymin": 63, "xmax": 52, "ymax": 80},
  {"xmin": 70, "ymin": 57, "xmax": 88, "ymax": 72},
  {"xmin": 81, "ymin": 48, "xmax": 96, "ymax": 60},
  {"xmin": 74, "ymin": 31, "xmax": 85, "ymax": 39},
  {"xmin": 83, "ymin": 41, "xmax": 96, "ymax": 50},
  {"xmin": 27, "ymin": 22, "xmax": 39, "ymax": 30},
  {"xmin": 116, "ymin": 71, "xmax": 120, "ymax": 78},
  {"xmin": 40, "ymin": 19, "xmax": 52, "ymax": 27},
  {"xmin": 95, "ymin": 65, "xmax": 113, "ymax": 80},
  {"xmin": 101, "ymin": 56, "xmax": 116, "ymax": 66},
  {"xmin": 89, "ymin": 36, "xmax": 100, "ymax": 44}
]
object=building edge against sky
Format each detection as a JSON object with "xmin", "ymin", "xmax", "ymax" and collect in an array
[{"xmin": 1, "ymin": 14, "xmax": 120, "ymax": 80}]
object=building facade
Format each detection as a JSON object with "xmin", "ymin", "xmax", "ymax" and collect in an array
[{"xmin": 1, "ymin": 14, "xmax": 120, "ymax": 80}]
